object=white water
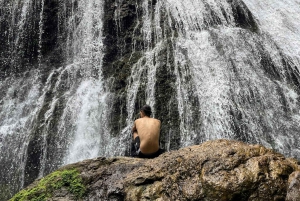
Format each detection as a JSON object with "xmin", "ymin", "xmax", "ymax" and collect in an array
[
  {"xmin": 0, "ymin": 70, "xmax": 42, "ymax": 187},
  {"xmin": 61, "ymin": 0, "xmax": 108, "ymax": 164},
  {"xmin": 245, "ymin": 0, "xmax": 300, "ymax": 65},
  {"xmin": 124, "ymin": 0, "xmax": 300, "ymax": 155},
  {"xmin": 0, "ymin": 0, "xmax": 108, "ymax": 190}
]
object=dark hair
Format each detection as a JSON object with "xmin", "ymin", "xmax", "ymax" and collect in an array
[{"xmin": 141, "ymin": 105, "xmax": 152, "ymax": 117}]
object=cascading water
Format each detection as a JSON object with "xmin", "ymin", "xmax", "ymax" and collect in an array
[
  {"xmin": 0, "ymin": 0, "xmax": 109, "ymax": 198},
  {"xmin": 124, "ymin": 0, "xmax": 300, "ymax": 154},
  {"xmin": 167, "ymin": 0, "xmax": 300, "ymax": 154},
  {"xmin": 1, "ymin": 0, "xmax": 300, "ymax": 199}
]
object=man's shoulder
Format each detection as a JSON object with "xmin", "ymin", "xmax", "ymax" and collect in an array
[
  {"xmin": 134, "ymin": 118, "xmax": 144, "ymax": 124},
  {"xmin": 135, "ymin": 117, "xmax": 160, "ymax": 123},
  {"xmin": 152, "ymin": 118, "xmax": 161, "ymax": 124}
]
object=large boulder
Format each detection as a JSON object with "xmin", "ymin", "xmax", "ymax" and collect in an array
[{"xmin": 10, "ymin": 140, "xmax": 300, "ymax": 201}]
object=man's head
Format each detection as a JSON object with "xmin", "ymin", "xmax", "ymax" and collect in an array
[{"xmin": 140, "ymin": 105, "xmax": 152, "ymax": 117}]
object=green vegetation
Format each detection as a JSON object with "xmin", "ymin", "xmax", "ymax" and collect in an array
[{"xmin": 9, "ymin": 169, "xmax": 86, "ymax": 201}]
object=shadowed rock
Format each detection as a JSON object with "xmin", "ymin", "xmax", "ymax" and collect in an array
[{"xmin": 10, "ymin": 139, "xmax": 300, "ymax": 201}]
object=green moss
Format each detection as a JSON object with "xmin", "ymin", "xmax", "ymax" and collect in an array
[{"xmin": 9, "ymin": 169, "xmax": 86, "ymax": 201}]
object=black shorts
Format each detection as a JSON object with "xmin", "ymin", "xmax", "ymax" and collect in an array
[
  {"xmin": 137, "ymin": 149, "xmax": 163, "ymax": 159},
  {"xmin": 133, "ymin": 136, "xmax": 163, "ymax": 159}
]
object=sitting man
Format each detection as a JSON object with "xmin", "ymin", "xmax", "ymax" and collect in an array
[{"xmin": 132, "ymin": 105, "xmax": 162, "ymax": 158}]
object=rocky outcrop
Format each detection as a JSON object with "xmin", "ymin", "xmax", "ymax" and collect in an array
[{"xmin": 10, "ymin": 139, "xmax": 300, "ymax": 201}]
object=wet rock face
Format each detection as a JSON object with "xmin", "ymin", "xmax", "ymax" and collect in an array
[
  {"xmin": 15, "ymin": 140, "xmax": 300, "ymax": 201},
  {"xmin": 102, "ymin": 0, "xmax": 144, "ymax": 140},
  {"xmin": 102, "ymin": 0, "xmax": 182, "ymax": 152}
]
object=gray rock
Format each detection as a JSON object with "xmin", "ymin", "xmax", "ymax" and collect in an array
[{"xmin": 286, "ymin": 171, "xmax": 300, "ymax": 201}]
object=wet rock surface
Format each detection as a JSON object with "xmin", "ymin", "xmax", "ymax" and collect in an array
[{"xmin": 14, "ymin": 139, "xmax": 300, "ymax": 201}]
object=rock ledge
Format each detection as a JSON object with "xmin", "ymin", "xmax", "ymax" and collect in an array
[{"xmin": 11, "ymin": 140, "xmax": 300, "ymax": 201}]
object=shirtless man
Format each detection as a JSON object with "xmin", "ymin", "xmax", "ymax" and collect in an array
[{"xmin": 132, "ymin": 105, "xmax": 162, "ymax": 158}]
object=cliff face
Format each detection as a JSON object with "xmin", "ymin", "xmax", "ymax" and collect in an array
[{"xmin": 10, "ymin": 140, "xmax": 300, "ymax": 201}]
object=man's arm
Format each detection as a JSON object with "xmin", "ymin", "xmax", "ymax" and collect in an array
[
  {"xmin": 132, "ymin": 120, "xmax": 138, "ymax": 140},
  {"xmin": 132, "ymin": 121, "xmax": 137, "ymax": 133},
  {"xmin": 158, "ymin": 120, "xmax": 161, "ymax": 142}
]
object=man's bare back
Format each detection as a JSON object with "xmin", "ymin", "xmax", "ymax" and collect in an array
[
  {"xmin": 132, "ymin": 105, "xmax": 161, "ymax": 155},
  {"xmin": 133, "ymin": 117, "xmax": 161, "ymax": 154}
]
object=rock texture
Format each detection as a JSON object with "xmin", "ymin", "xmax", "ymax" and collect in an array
[
  {"xmin": 286, "ymin": 171, "xmax": 300, "ymax": 201},
  {"xmin": 11, "ymin": 140, "xmax": 300, "ymax": 201}
]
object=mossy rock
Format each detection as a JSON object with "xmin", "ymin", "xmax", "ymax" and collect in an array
[{"xmin": 9, "ymin": 169, "xmax": 86, "ymax": 201}]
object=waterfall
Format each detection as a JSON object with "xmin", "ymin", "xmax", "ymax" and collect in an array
[
  {"xmin": 0, "ymin": 70, "xmax": 42, "ymax": 194},
  {"xmin": 1, "ymin": 0, "xmax": 300, "ymax": 199},
  {"xmin": 124, "ymin": 0, "xmax": 300, "ymax": 154},
  {"xmin": 61, "ymin": 0, "xmax": 107, "ymax": 164},
  {"xmin": 0, "ymin": 0, "xmax": 109, "ymax": 197}
]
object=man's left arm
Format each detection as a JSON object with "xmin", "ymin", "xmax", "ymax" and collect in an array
[
  {"xmin": 132, "ymin": 121, "xmax": 139, "ymax": 140},
  {"xmin": 132, "ymin": 121, "xmax": 137, "ymax": 133},
  {"xmin": 158, "ymin": 120, "xmax": 162, "ymax": 144}
]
